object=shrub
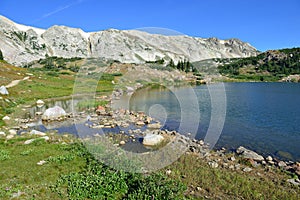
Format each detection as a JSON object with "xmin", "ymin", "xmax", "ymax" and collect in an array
[{"xmin": 52, "ymin": 144, "xmax": 186, "ymax": 199}]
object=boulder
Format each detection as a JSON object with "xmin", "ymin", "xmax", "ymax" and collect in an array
[
  {"xmin": 236, "ymin": 146, "xmax": 264, "ymax": 161},
  {"xmin": 287, "ymin": 179, "xmax": 300, "ymax": 186},
  {"xmin": 136, "ymin": 121, "xmax": 145, "ymax": 126},
  {"xmin": 36, "ymin": 99, "xmax": 45, "ymax": 107},
  {"xmin": 42, "ymin": 106, "xmax": 66, "ymax": 121},
  {"xmin": 243, "ymin": 167, "xmax": 253, "ymax": 172},
  {"xmin": 277, "ymin": 161, "xmax": 287, "ymax": 168},
  {"xmin": 2, "ymin": 116, "xmax": 10, "ymax": 121},
  {"xmin": 208, "ymin": 161, "xmax": 219, "ymax": 168},
  {"xmin": 96, "ymin": 106, "xmax": 106, "ymax": 115},
  {"xmin": 6, "ymin": 134, "xmax": 14, "ymax": 139},
  {"xmin": 30, "ymin": 130, "xmax": 47, "ymax": 136},
  {"xmin": 8, "ymin": 129, "xmax": 17, "ymax": 135},
  {"xmin": 143, "ymin": 134, "xmax": 164, "ymax": 146},
  {"xmin": 37, "ymin": 160, "xmax": 47, "ymax": 165},
  {"xmin": 266, "ymin": 156, "xmax": 273, "ymax": 162},
  {"xmin": 24, "ymin": 136, "xmax": 50, "ymax": 145},
  {"xmin": 0, "ymin": 132, "xmax": 6, "ymax": 136},
  {"xmin": 126, "ymin": 86, "xmax": 134, "ymax": 93},
  {"xmin": 0, "ymin": 86, "xmax": 9, "ymax": 95},
  {"xmin": 147, "ymin": 123, "xmax": 161, "ymax": 129}
]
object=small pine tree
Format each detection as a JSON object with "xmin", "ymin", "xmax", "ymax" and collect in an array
[
  {"xmin": 168, "ymin": 59, "xmax": 175, "ymax": 68},
  {"xmin": 0, "ymin": 49, "xmax": 3, "ymax": 60}
]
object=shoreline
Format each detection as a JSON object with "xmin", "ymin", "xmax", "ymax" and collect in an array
[{"xmin": 1, "ymin": 90, "xmax": 299, "ymax": 180}]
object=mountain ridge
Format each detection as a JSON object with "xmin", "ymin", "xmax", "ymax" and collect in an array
[{"xmin": 0, "ymin": 15, "xmax": 259, "ymax": 66}]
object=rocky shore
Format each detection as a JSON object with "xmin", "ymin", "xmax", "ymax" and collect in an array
[{"xmin": 0, "ymin": 90, "xmax": 299, "ymax": 185}]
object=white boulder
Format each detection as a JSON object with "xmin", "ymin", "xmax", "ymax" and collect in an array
[
  {"xmin": 30, "ymin": 130, "xmax": 47, "ymax": 136},
  {"xmin": 36, "ymin": 99, "xmax": 45, "ymax": 107},
  {"xmin": 6, "ymin": 134, "xmax": 14, "ymax": 139},
  {"xmin": 24, "ymin": 136, "xmax": 50, "ymax": 145},
  {"xmin": 42, "ymin": 106, "xmax": 66, "ymax": 121},
  {"xmin": 8, "ymin": 129, "xmax": 17, "ymax": 135},
  {"xmin": 0, "ymin": 132, "xmax": 6, "ymax": 136},
  {"xmin": 143, "ymin": 134, "xmax": 164, "ymax": 146},
  {"xmin": 2, "ymin": 116, "xmax": 10, "ymax": 121},
  {"xmin": 0, "ymin": 86, "xmax": 9, "ymax": 95}
]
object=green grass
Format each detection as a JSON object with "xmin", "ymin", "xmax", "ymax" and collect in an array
[
  {"xmin": 0, "ymin": 135, "xmax": 86, "ymax": 199},
  {"xmin": 76, "ymin": 99, "xmax": 108, "ymax": 111},
  {"xmin": 1, "ymin": 135, "xmax": 298, "ymax": 199},
  {"xmin": 0, "ymin": 135, "xmax": 186, "ymax": 199}
]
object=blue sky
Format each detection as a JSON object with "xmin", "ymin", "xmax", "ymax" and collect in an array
[{"xmin": 0, "ymin": 0, "xmax": 299, "ymax": 51}]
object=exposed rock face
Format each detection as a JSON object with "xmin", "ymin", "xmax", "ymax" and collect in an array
[{"xmin": 0, "ymin": 15, "xmax": 259, "ymax": 66}]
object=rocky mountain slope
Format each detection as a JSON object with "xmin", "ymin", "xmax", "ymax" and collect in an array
[{"xmin": 0, "ymin": 15, "xmax": 259, "ymax": 66}]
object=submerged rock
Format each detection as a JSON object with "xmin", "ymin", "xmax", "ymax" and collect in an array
[
  {"xmin": 42, "ymin": 106, "xmax": 66, "ymax": 121},
  {"xmin": 142, "ymin": 134, "xmax": 164, "ymax": 146}
]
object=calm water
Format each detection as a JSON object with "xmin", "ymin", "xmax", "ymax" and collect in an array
[
  {"xmin": 115, "ymin": 83, "xmax": 300, "ymax": 161},
  {"xmin": 27, "ymin": 83, "xmax": 300, "ymax": 161}
]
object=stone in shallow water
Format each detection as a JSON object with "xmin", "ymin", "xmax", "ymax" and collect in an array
[{"xmin": 142, "ymin": 134, "xmax": 164, "ymax": 146}]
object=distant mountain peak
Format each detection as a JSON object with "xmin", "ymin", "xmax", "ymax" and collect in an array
[{"xmin": 0, "ymin": 15, "xmax": 259, "ymax": 66}]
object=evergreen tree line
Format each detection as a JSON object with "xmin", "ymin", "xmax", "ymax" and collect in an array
[
  {"xmin": 219, "ymin": 47, "xmax": 300, "ymax": 76},
  {"xmin": 167, "ymin": 59, "xmax": 198, "ymax": 73}
]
